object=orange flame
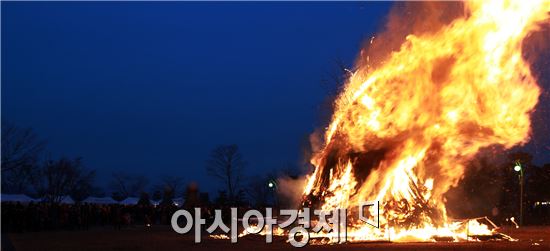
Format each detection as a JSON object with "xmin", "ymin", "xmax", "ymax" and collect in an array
[{"xmin": 304, "ymin": 0, "xmax": 549, "ymax": 242}]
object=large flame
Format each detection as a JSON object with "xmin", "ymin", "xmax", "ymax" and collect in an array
[{"xmin": 303, "ymin": 0, "xmax": 549, "ymax": 242}]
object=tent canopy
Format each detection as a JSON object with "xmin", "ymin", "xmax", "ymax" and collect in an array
[
  {"xmin": 82, "ymin": 196, "xmax": 118, "ymax": 204},
  {"xmin": 1, "ymin": 194, "xmax": 38, "ymax": 203},
  {"xmin": 120, "ymin": 197, "xmax": 140, "ymax": 205}
]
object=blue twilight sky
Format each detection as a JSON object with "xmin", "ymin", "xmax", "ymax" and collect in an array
[
  {"xmin": 3, "ymin": 2, "xmax": 549, "ymax": 195},
  {"xmin": 2, "ymin": 2, "xmax": 393, "ymax": 193}
]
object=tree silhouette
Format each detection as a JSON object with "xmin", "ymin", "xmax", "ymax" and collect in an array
[
  {"xmin": 246, "ymin": 175, "xmax": 273, "ymax": 207},
  {"xmin": 1, "ymin": 123, "xmax": 45, "ymax": 193},
  {"xmin": 154, "ymin": 176, "xmax": 185, "ymax": 206},
  {"xmin": 33, "ymin": 157, "xmax": 95, "ymax": 204},
  {"xmin": 109, "ymin": 172, "xmax": 149, "ymax": 199},
  {"xmin": 206, "ymin": 144, "xmax": 246, "ymax": 202},
  {"xmin": 1, "ymin": 122, "xmax": 45, "ymax": 172}
]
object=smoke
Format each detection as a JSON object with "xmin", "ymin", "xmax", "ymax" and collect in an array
[
  {"xmin": 357, "ymin": 2, "xmax": 465, "ymax": 71},
  {"xmin": 523, "ymin": 22, "xmax": 550, "ymax": 163},
  {"xmin": 276, "ymin": 176, "xmax": 306, "ymax": 209}
]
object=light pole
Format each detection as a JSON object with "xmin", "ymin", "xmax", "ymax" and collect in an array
[
  {"xmin": 513, "ymin": 161, "xmax": 523, "ymax": 226},
  {"xmin": 267, "ymin": 179, "xmax": 278, "ymax": 208}
]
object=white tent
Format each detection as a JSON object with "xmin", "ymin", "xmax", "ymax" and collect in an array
[
  {"xmin": 30, "ymin": 196, "xmax": 75, "ymax": 204},
  {"xmin": 1, "ymin": 194, "xmax": 38, "ymax": 203},
  {"xmin": 172, "ymin": 197, "xmax": 184, "ymax": 206},
  {"xmin": 82, "ymin": 196, "xmax": 118, "ymax": 204},
  {"xmin": 147, "ymin": 198, "xmax": 184, "ymax": 206},
  {"xmin": 59, "ymin": 196, "xmax": 75, "ymax": 204},
  {"xmin": 120, "ymin": 197, "xmax": 140, "ymax": 205}
]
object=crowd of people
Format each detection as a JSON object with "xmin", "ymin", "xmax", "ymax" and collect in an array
[
  {"xmin": 1, "ymin": 201, "xmax": 179, "ymax": 233},
  {"xmin": 1, "ymin": 199, "xmax": 262, "ymax": 233}
]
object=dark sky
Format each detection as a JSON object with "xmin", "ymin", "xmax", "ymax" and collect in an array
[
  {"xmin": 3, "ymin": 2, "xmax": 550, "ymax": 196},
  {"xmin": 2, "ymin": 2, "xmax": 393, "ymax": 193}
]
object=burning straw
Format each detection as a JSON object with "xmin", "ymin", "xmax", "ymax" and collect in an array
[{"xmin": 302, "ymin": 0, "xmax": 550, "ymax": 243}]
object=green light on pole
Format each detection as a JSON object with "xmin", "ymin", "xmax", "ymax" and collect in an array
[
  {"xmin": 514, "ymin": 160, "xmax": 524, "ymax": 227},
  {"xmin": 267, "ymin": 180, "xmax": 277, "ymax": 189},
  {"xmin": 267, "ymin": 179, "xmax": 279, "ymax": 207}
]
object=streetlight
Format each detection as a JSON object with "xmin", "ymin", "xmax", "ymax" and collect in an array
[
  {"xmin": 513, "ymin": 160, "xmax": 524, "ymax": 226},
  {"xmin": 267, "ymin": 180, "xmax": 277, "ymax": 189},
  {"xmin": 267, "ymin": 179, "xmax": 278, "ymax": 209}
]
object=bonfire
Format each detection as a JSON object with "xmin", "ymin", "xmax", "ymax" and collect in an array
[
  {"xmin": 302, "ymin": 0, "xmax": 549, "ymax": 243},
  {"xmin": 209, "ymin": 0, "xmax": 549, "ymax": 244}
]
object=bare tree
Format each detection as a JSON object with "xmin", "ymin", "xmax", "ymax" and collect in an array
[
  {"xmin": 1, "ymin": 164, "xmax": 37, "ymax": 194},
  {"xmin": 109, "ymin": 172, "xmax": 149, "ymax": 198},
  {"xmin": 1, "ymin": 123, "xmax": 45, "ymax": 193},
  {"xmin": 33, "ymin": 157, "xmax": 95, "ymax": 204},
  {"xmin": 160, "ymin": 176, "xmax": 185, "ymax": 195},
  {"xmin": 1, "ymin": 123, "xmax": 45, "ymax": 172},
  {"xmin": 206, "ymin": 144, "xmax": 246, "ymax": 200},
  {"xmin": 1, "ymin": 123, "xmax": 46, "ymax": 193},
  {"xmin": 246, "ymin": 175, "xmax": 272, "ymax": 207},
  {"xmin": 153, "ymin": 176, "xmax": 185, "ymax": 205}
]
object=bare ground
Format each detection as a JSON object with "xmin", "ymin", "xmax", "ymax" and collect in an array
[{"xmin": 5, "ymin": 225, "xmax": 550, "ymax": 251}]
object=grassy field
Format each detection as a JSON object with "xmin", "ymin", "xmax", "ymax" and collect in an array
[{"xmin": 5, "ymin": 225, "xmax": 550, "ymax": 251}]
